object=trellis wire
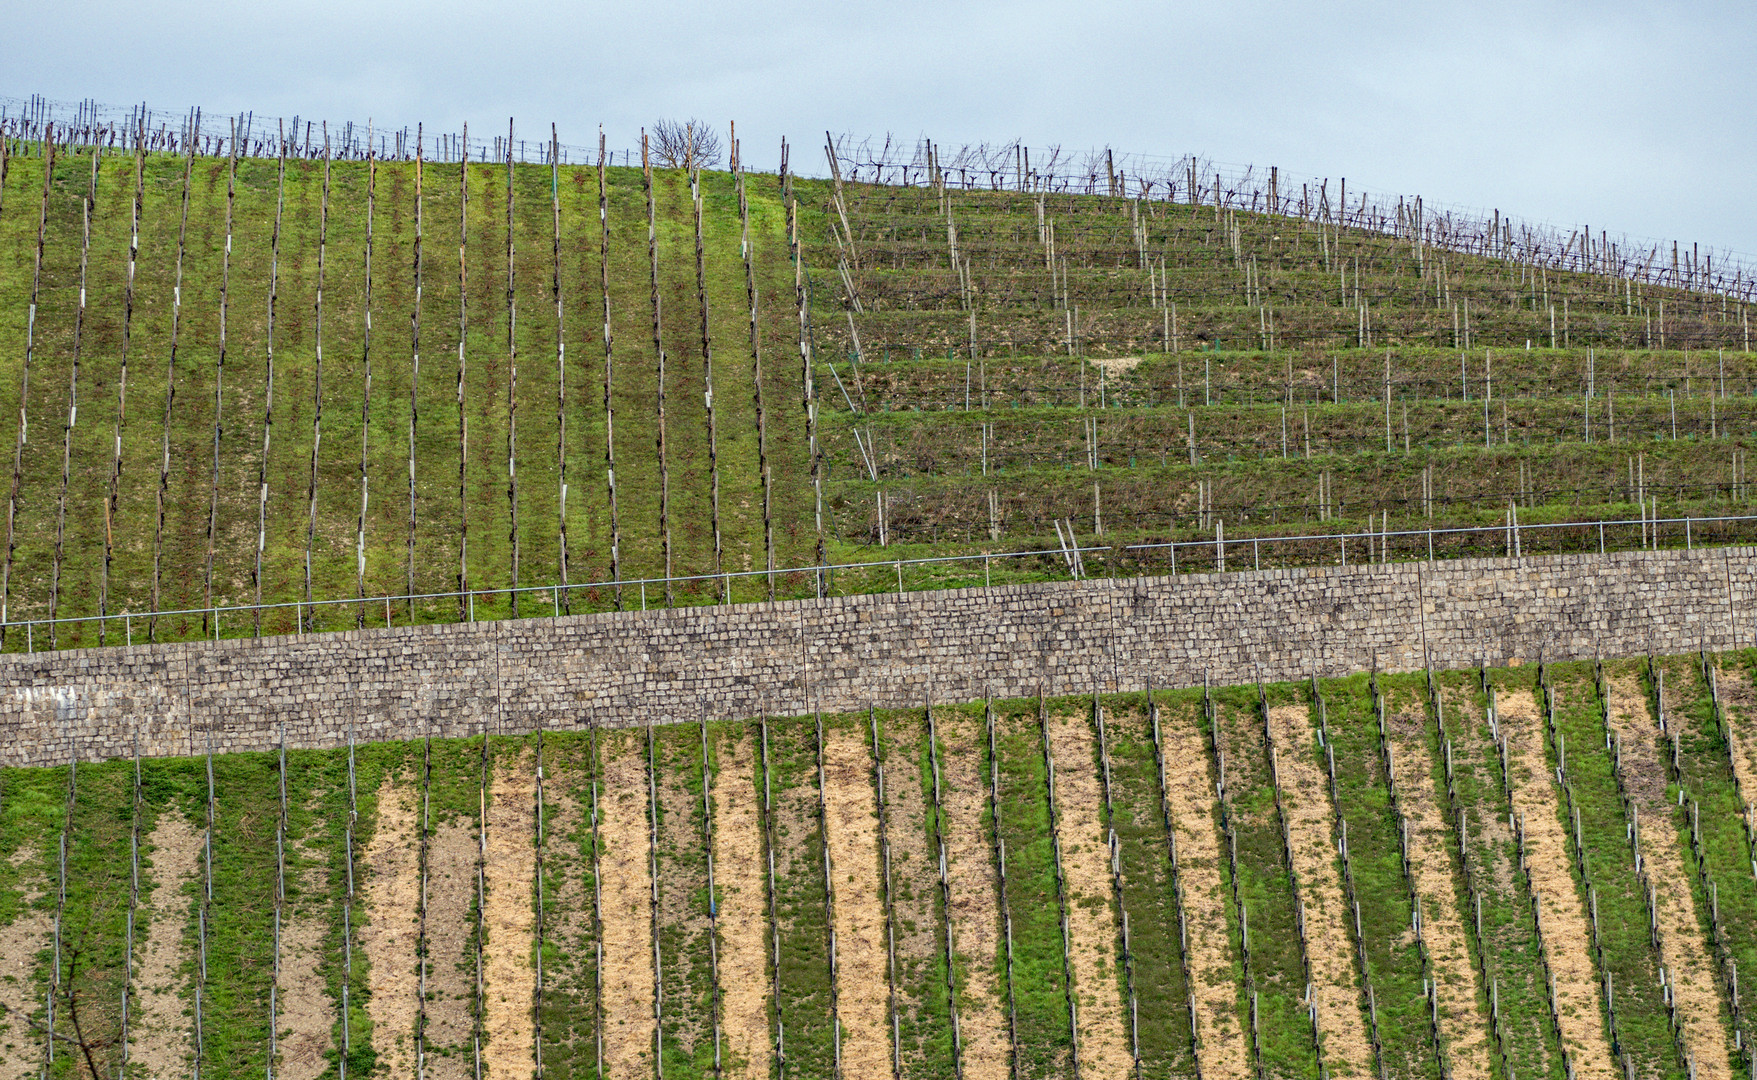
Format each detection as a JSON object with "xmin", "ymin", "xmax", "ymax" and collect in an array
[
  {"xmin": 699, "ymin": 713, "xmax": 723, "ymax": 1076},
  {"xmin": 645, "ymin": 723, "xmax": 663, "ymax": 1079},
  {"xmin": 1090, "ymin": 690, "xmax": 1142, "ymax": 1079},
  {"xmin": 923, "ymin": 701, "xmax": 963, "ymax": 1078},
  {"xmin": 416, "ymin": 730, "xmax": 431, "ymax": 1080},
  {"xmin": 534, "ymin": 719, "xmax": 546, "ymax": 1079},
  {"xmin": 1257, "ymin": 683, "xmax": 1327, "ymax": 1078},
  {"xmin": 119, "ymin": 738, "xmax": 140, "ymax": 1077},
  {"xmin": 1037, "ymin": 690, "xmax": 1082, "ymax": 1078},
  {"xmin": 8, "ymin": 512, "xmax": 1755, "ymax": 651},
  {"xmin": 758, "ymin": 715, "xmax": 786, "ymax": 1076},
  {"xmin": 984, "ymin": 700, "xmax": 1021, "ymax": 1078},
  {"xmin": 1147, "ymin": 686, "xmax": 1205, "ymax": 1079},
  {"xmin": 868, "ymin": 707, "xmax": 904, "ymax": 1080}
]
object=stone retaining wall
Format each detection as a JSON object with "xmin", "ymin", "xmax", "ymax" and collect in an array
[{"xmin": 0, "ymin": 547, "xmax": 1748, "ymax": 764}]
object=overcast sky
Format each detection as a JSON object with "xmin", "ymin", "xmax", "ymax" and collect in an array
[{"xmin": 12, "ymin": 0, "xmax": 1754, "ymax": 257}]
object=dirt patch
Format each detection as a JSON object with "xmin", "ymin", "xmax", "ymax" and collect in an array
[
  {"xmin": 1264, "ymin": 704, "xmax": 1373, "ymax": 1077},
  {"xmin": 1498, "ymin": 687, "xmax": 1618, "ymax": 1080},
  {"xmin": 1606, "ymin": 676, "xmax": 1731, "ymax": 1080},
  {"xmin": 1088, "ymin": 356, "xmax": 1146, "ymax": 376},
  {"xmin": 821, "ymin": 725, "xmax": 890, "ymax": 1078},
  {"xmin": 598, "ymin": 731, "xmax": 656, "ymax": 1080},
  {"xmin": 484, "ymin": 751, "xmax": 537, "ymax": 1080},
  {"xmin": 880, "ymin": 715, "xmax": 943, "ymax": 1071},
  {"xmin": 937, "ymin": 716, "xmax": 1010, "ymax": 1080},
  {"xmin": 0, "ymin": 853, "xmax": 46, "ymax": 1080},
  {"xmin": 712, "ymin": 730, "xmax": 772, "ymax": 1079},
  {"xmin": 1046, "ymin": 712, "xmax": 1131, "ymax": 1077},
  {"xmin": 655, "ymin": 739, "xmax": 709, "ymax": 1059},
  {"xmin": 425, "ymin": 819, "xmax": 480, "ymax": 1080},
  {"xmin": 362, "ymin": 773, "xmax": 421, "ymax": 1080},
  {"xmin": 1160, "ymin": 711, "xmax": 1250, "ymax": 1080},
  {"xmin": 1716, "ymin": 666, "xmax": 1757, "ymax": 804},
  {"xmin": 1385, "ymin": 704, "xmax": 1492, "ymax": 1080},
  {"xmin": 280, "ymin": 912, "xmax": 336, "ymax": 1080},
  {"xmin": 280, "ymin": 821, "xmax": 336, "ymax": 1080},
  {"xmin": 130, "ymin": 812, "xmax": 201, "ymax": 1078}
]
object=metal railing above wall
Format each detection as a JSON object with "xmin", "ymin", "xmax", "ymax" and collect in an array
[{"xmin": 4, "ymin": 512, "xmax": 1752, "ymax": 654}]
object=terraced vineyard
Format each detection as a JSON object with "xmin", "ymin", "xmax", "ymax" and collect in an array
[
  {"xmin": 0, "ymin": 125, "xmax": 1753, "ymax": 651},
  {"xmin": 0, "ymin": 653, "xmax": 1751, "ymax": 1080}
]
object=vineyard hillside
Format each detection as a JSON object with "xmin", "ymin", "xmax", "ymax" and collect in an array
[{"xmin": 0, "ymin": 123, "xmax": 1751, "ymax": 648}]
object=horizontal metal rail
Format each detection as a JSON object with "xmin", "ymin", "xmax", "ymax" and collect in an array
[{"xmin": 3, "ymin": 512, "xmax": 1752, "ymax": 653}]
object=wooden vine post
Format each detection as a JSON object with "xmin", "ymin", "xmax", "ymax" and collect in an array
[
  {"xmin": 1147, "ymin": 686, "xmax": 1204, "ymax": 1076},
  {"xmin": 303, "ymin": 129, "xmax": 332, "ymax": 632},
  {"xmin": 758, "ymin": 717, "xmax": 786, "ymax": 1073},
  {"xmin": 699, "ymin": 714, "xmax": 724, "ymax": 1075},
  {"xmin": 52, "ymin": 146, "xmax": 100, "ymax": 647},
  {"xmin": 1037, "ymin": 690, "xmax": 1082, "ymax": 1077},
  {"xmin": 598, "ymin": 132, "xmax": 621, "ymax": 606},
  {"xmin": 356, "ymin": 132, "xmax": 376, "ymax": 625},
  {"xmin": 645, "ymin": 723, "xmax": 664, "ymax": 1076},
  {"xmin": 254, "ymin": 127, "xmax": 288, "ymax": 637},
  {"xmin": 407, "ymin": 127, "xmax": 423, "ymax": 617},
  {"xmin": 733, "ymin": 137, "xmax": 775, "ymax": 599},
  {"xmin": 589, "ymin": 728, "xmax": 605, "ymax": 1077},
  {"xmin": 867, "ymin": 708, "xmax": 904, "ymax": 1080},
  {"xmin": 1092, "ymin": 690, "xmax": 1143, "ymax": 1076},
  {"xmin": 690, "ymin": 153, "xmax": 724, "ymax": 601},
  {"xmin": 417, "ymin": 732, "xmax": 432, "ymax": 1080},
  {"xmin": 119, "ymin": 740, "xmax": 141, "ymax": 1074},
  {"xmin": 642, "ymin": 132, "xmax": 672, "ymax": 606},
  {"xmin": 204, "ymin": 123, "xmax": 239, "ymax": 636},
  {"xmin": 985, "ymin": 700, "xmax": 1023, "ymax": 1074},
  {"xmin": 3, "ymin": 128, "xmax": 50, "ymax": 647},
  {"xmin": 551, "ymin": 126, "xmax": 568, "ymax": 612},
  {"xmin": 924, "ymin": 701, "xmax": 964, "ymax": 1077},
  {"xmin": 457, "ymin": 121, "xmax": 470, "ymax": 620},
  {"xmin": 533, "ymin": 721, "xmax": 546, "ymax": 1078},
  {"xmin": 505, "ymin": 119, "xmax": 520, "ymax": 619},
  {"xmin": 813, "ymin": 712, "xmax": 843, "ymax": 1074}
]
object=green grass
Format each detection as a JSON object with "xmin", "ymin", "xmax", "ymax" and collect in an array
[
  {"xmin": 0, "ymin": 144, "xmax": 1754, "ymax": 653},
  {"xmin": 1651, "ymin": 655, "xmax": 1749, "ymax": 1063},
  {"xmin": 1103, "ymin": 698, "xmax": 1197, "ymax": 1079},
  {"xmin": 989, "ymin": 699, "xmax": 1074, "ymax": 1078},
  {"xmin": 0, "ymin": 663, "xmax": 1752, "ymax": 1078},
  {"xmin": 761, "ymin": 715, "xmax": 833, "ymax": 1077},
  {"xmin": 1544, "ymin": 664, "xmax": 1678, "ymax": 1080},
  {"xmin": 879, "ymin": 707, "xmax": 957, "ymax": 1079},
  {"xmin": 1316, "ymin": 674, "xmax": 1442, "ymax": 1080},
  {"xmin": 1214, "ymin": 684, "xmax": 1322, "ymax": 1080}
]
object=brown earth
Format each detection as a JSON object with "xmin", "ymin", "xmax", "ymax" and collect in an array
[
  {"xmin": 130, "ymin": 812, "xmax": 201, "ymax": 1079},
  {"xmin": 1264, "ymin": 704, "xmax": 1374, "ymax": 1077},
  {"xmin": 425, "ymin": 819, "xmax": 482, "ymax": 1080},
  {"xmin": 0, "ymin": 852, "xmax": 46, "ymax": 1080},
  {"xmin": 1611, "ymin": 673, "xmax": 1732, "ymax": 1080},
  {"xmin": 821, "ymin": 724, "xmax": 892, "ymax": 1079},
  {"xmin": 712, "ymin": 730, "xmax": 773, "ymax": 1080},
  {"xmin": 1159, "ymin": 708, "xmax": 1250, "ymax": 1080},
  {"xmin": 280, "ymin": 821, "xmax": 336, "ymax": 1080},
  {"xmin": 1046, "ymin": 711, "xmax": 1132, "ymax": 1078},
  {"xmin": 1440, "ymin": 682, "xmax": 1554, "ymax": 1080},
  {"xmin": 1384, "ymin": 700, "xmax": 1492, "ymax": 1080},
  {"xmin": 937, "ymin": 715, "xmax": 1011, "ymax": 1080},
  {"xmin": 483, "ymin": 751, "xmax": 537, "ymax": 1080},
  {"xmin": 1498, "ymin": 686, "xmax": 1619, "ymax": 1080},
  {"xmin": 880, "ymin": 715, "xmax": 947, "ymax": 1075},
  {"xmin": 1711, "ymin": 665, "xmax": 1757, "ymax": 840},
  {"xmin": 362, "ymin": 772, "xmax": 421, "ymax": 1079},
  {"xmin": 655, "ymin": 737, "xmax": 710, "ymax": 1061},
  {"xmin": 598, "ymin": 732, "xmax": 657, "ymax": 1080}
]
